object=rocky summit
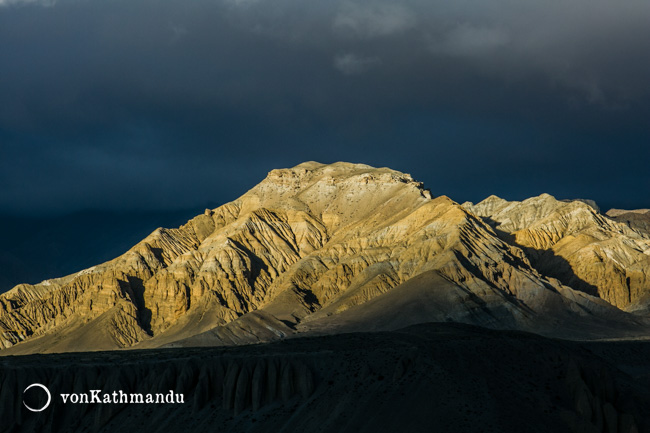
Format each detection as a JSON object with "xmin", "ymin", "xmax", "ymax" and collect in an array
[{"xmin": 2, "ymin": 162, "xmax": 650, "ymax": 354}]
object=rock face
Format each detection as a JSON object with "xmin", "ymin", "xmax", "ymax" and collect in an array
[
  {"xmin": 607, "ymin": 209, "xmax": 650, "ymax": 236},
  {"xmin": 1, "ymin": 162, "xmax": 649, "ymax": 354},
  {"xmin": 463, "ymin": 195, "xmax": 650, "ymax": 310}
]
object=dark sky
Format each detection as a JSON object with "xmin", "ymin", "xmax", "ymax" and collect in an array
[{"xmin": 2, "ymin": 0, "xmax": 650, "ymax": 215}]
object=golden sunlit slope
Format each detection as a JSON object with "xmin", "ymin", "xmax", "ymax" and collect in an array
[
  {"xmin": 464, "ymin": 195, "xmax": 650, "ymax": 310},
  {"xmin": 1, "ymin": 163, "xmax": 648, "ymax": 354}
]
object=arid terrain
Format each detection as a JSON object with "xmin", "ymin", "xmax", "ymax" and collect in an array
[
  {"xmin": 2, "ymin": 162, "xmax": 650, "ymax": 354},
  {"xmin": 1, "ymin": 162, "xmax": 650, "ymax": 432}
]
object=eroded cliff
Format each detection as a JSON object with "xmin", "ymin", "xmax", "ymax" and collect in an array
[{"xmin": 1, "ymin": 162, "xmax": 649, "ymax": 354}]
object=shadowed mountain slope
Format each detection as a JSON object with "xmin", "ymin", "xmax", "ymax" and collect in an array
[
  {"xmin": 463, "ymin": 195, "xmax": 650, "ymax": 311},
  {"xmin": 607, "ymin": 209, "xmax": 650, "ymax": 236},
  {"xmin": 1, "ymin": 162, "xmax": 649, "ymax": 354}
]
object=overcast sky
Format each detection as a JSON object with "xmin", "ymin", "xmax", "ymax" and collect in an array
[{"xmin": 1, "ymin": 0, "xmax": 649, "ymax": 215}]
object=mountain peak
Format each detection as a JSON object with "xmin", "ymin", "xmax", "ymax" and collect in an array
[
  {"xmin": 239, "ymin": 162, "xmax": 432, "ymax": 221},
  {"xmin": 260, "ymin": 161, "xmax": 421, "ymax": 189},
  {"xmin": 1, "ymin": 162, "xmax": 649, "ymax": 355}
]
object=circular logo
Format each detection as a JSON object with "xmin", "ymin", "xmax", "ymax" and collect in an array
[{"xmin": 23, "ymin": 383, "xmax": 52, "ymax": 412}]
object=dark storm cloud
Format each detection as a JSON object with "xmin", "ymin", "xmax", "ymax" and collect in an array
[{"xmin": 1, "ymin": 0, "xmax": 649, "ymax": 214}]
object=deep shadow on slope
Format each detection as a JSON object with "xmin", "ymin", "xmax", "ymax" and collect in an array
[
  {"xmin": 607, "ymin": 212, "xmax": 650, "ymax": 237},
  {"xmin": 482, "ymin": 217, "xmax": 601, "ymax": 298},
  {"xmin": 1, "ymin": 323, "xmax": 648, "ymax": 433},
  {"xmin": 119, "ymin": 276, "xmax": 153, "ymax": 336}
]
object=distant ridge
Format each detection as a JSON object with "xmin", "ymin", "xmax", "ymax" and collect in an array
[{"xmin": 606, "ymin": 209, "xmax": 650, "ymax": 217}]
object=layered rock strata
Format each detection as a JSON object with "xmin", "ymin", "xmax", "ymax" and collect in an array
[
  {"xmin": 1, "ymin": 162, "xmax": 649, "ymax": 353},
  {"xmin": 463, "ymin": 195, "xmax": 650, "ymax": 310}
]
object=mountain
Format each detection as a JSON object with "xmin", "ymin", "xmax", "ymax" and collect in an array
[
  {"xmin": 606, "ymin": 208, "xmax": 650, "ymax": 236},
  {"xmin": 1, "ymin": 162, "xmax": 649, "ymax": 355},
  {"xmin": 463, "ymin": 195, "xmax": 650, "ymax": 311}
]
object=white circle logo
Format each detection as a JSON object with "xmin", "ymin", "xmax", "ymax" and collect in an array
[{"xmin": 23, "ymin": 383, "xmax": 52, "ymax": 412}]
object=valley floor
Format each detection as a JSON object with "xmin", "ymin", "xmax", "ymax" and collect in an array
[{"xmin": 1, "ymin": 323, "xmax": 649, "ymax": 433}]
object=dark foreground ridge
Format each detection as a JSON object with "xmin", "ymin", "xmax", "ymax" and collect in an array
[{"xmin": 2, "ymin": 323, "xmax": 649, "ymax": 433}]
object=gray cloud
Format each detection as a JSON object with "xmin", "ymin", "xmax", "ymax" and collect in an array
[
  {"xmin": 0, "ymin": 0, "xmax": 649, "ymax": 214},
  {"xmin": 333, "ymin": 1, "xmax": 417, "ymax": 38},
  {"xmin": 429, "ymin": 24, "xmax": 509, "ymax": 58},
  {"xmin": 334, "ymin": 53, "xmax": 381, "ymax": 75},
  {"xmin": 0, "ymin": 0, "xmax": 54, "ymax": 6}
]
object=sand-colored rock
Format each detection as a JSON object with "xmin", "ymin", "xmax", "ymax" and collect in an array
[
  {"xmin": 464, "ymin": 194, "xmax": 650, "ymax": 310},
  {"xmin": 607, "ymin": 209, "xmax": 650, "ymax": 236},
  {"xmin": 1, "ymin": 162, "xmax": 649, "ymax": 354},
  {"xmin": 606, "ymin": 209, "xmax": 650, "ymax": 218}
]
